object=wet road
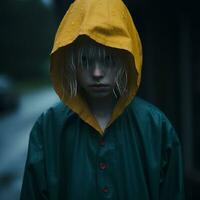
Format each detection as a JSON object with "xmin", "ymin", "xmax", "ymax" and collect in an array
[{"xmin": 0, "ymin": 87, "xmax": 59, "ymax": 200}]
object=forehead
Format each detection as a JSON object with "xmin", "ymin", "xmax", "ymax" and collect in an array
[{"xmin": 72, "ymin": 36, "xmax": 122, "ymax": 59}]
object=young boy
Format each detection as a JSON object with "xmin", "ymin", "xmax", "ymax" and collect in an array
[{"xmin": 20, "ymin": 0, "xmax": 185, "ymax": 199}]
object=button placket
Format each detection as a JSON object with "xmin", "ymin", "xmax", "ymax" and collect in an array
[
  {"xmin": 99, "ymin": 137, "xmax": 105, "ymax": 146},
  {"xmin": 99, "ymin": 137, "xmax": 107, "ymax": 170},
  {"xmin": 101, "ymin": 186, "xmax": 109, "ymax": 193},
  {"xmin": 99, "ymin": 162, "xmax": 107, "ymax": 170},
  {"xmin": 96, "ymin": 132, "xmax": 113, "ymax": 198}
]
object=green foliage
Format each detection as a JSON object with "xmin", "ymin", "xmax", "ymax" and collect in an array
[{"xmin": 0, "ymin": 0, "xmax": 57, "ymax": 80}]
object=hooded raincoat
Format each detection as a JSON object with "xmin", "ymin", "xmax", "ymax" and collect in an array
[{"xmin": 20, "ymin": 0, "xmax": 185, "ymax": 199}]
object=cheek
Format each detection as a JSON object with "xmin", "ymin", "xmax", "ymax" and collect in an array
[
  {"xmin": 77, "ymin": 71, "xmax": 89, "ymax": 86},
  {"xmin": 110, "ymin": 69, "xmax": 118, "ymax": 81},
  {"xmin": 76, "ymin": 71, "xmax": 83, "ymax": 85}
]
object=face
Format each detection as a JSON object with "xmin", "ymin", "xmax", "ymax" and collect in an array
[{"xmin": 77, "ymin": 53, "xmax": 120, "ymax": 98}]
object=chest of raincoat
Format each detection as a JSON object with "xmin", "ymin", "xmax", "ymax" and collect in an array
[{"xmin": 20, "ymin": 97, "xmax": 184, "ymax": 200}]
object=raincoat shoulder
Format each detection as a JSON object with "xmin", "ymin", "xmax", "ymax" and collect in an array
[
  {"xmin": 129, "ymin": 97, "xmax": 185, "ymax": 200},
  {"xmin": 130, "ymin": 96, "xmax": 183, "ymax": 149},
  {"xmin": 20, "ymin": 102, "xmax": 72, "ymax": 199}
]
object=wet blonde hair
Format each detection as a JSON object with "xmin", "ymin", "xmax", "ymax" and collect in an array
[{"xmin": 62, "ymin": 36, "xmax": 129, "ymax": 98}]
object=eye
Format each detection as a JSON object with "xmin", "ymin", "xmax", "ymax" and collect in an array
[
  {"xmin": 81, "ymin": 55, "xmax": 87, "ymax": 64},
  {"xmin": 105, "ymin": 55, "xmax": 111, "ymax": 62},
  {"xmin": 105, "ymin": 55, "xmax": 115, "ymax": 66},
  {"xmin": 80, "ymin": 55, "xmax": 89, "ymax": 69}
]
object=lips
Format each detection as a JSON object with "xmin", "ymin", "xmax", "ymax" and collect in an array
[
  {"xmin": 90, "ymin": 84, "xmax": 109, "ymax": 87},
  {"xmin": 89, "ymin": 84, "xmax": 110, "ymax": 91}
]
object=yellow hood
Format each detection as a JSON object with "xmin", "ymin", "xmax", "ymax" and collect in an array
[{"xmin": 50, "ymin": 0, "xmax": 143, "ymax": 135}]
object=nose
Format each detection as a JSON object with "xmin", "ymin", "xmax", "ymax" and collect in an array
[{"xmin": 92, "ymin": 62, "xmax": 104, "ymax": 79}]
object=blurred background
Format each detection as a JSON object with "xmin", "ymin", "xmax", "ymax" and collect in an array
[{"xmin": 0, "ymin": 0, "xmax": 199, "ymax": 199}]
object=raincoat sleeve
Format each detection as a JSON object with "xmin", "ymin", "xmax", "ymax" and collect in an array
[
  {"xmin": 159, "ymin": 117, "xmax": 185, "ymax": 200},
  {"xmin": 20, "ymin": 116, "xmax": 48, "ymax": 200}
]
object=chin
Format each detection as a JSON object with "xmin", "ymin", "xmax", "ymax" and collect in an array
[
  {"xmin": 88, "ymin": 90, "xmax": 113, "ymax": 99},
  {"xmin": 80, "ymin": 87, "xmax": 114, "ymax": 99}
]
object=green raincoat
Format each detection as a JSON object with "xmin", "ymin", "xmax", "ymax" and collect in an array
[{"xmin": 20, "ymin": 0, "xmax": 185, "ymax": 199}]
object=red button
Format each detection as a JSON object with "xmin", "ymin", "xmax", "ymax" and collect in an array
[
  {"xmin": 102, "ymin": 186, "xmax": 109, "ymax": 193},
  {"xmin": 99, "ymin": 162, "xmax": 107, "ymax": 170},
  {"xmin": 99, "ymin": 139, "xmax": 105, "ymax": 146}
]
